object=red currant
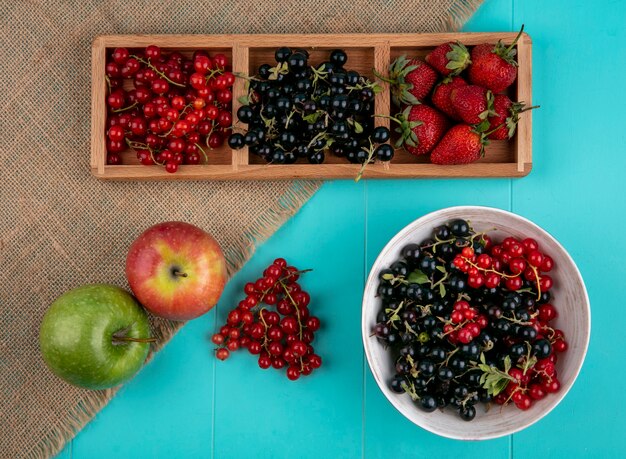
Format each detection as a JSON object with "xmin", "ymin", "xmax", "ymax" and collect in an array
[
  {"xmin": 286, "ymin": 365, "xmax": 300, "ymax": 381},
  {"xmin": 216, "ymin": 348, "xmax": 230, "ymax": 361}
]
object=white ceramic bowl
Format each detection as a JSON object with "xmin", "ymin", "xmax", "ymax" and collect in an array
[{"xmin": 362, "ymin": 206, "xmax": 590, "ymax": 440}]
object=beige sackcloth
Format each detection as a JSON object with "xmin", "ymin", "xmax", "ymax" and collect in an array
[{"xmin": 0, "ymin": 0, "xmax": 482, "ymax": 457}]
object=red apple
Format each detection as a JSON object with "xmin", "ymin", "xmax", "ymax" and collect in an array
[{"xmin": 126, "ymin": 221, "xmax": 227, "ymax": 321}]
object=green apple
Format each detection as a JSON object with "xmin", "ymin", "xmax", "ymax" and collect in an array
[{"xmin": 39, "ymin": 284, "xmax": 153, "ymax": 390}]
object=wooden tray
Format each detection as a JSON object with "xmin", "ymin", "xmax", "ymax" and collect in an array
[{"xmin": 91, "ymin": 33, "xmax": 533, "ymax": 180}]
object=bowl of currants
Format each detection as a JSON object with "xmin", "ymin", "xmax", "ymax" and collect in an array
[{"xmin": 362, "ymin": 206, "xmax": 590, "ymax": 440}]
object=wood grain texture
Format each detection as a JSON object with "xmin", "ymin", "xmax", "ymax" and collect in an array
[
  {"xmin": 232, "ymin": 42, "xmax": 249, "ymax": 169},
  {"xmin": 516, "ymin": 33, "xmax": 533, "ymax": 172},
  {"xmin": 91, "ymin": 33, "xmax": 533, "ymax": 180}
]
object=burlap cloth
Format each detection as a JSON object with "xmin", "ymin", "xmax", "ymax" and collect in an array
[{"xmin": 0, "ymin": 1, "xmax": 482, "ymax": 457}]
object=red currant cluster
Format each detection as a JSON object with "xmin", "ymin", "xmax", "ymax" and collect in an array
[
  {"xmin": 443, "ymin": 300, "xmax": 489, "ymax": 344},
  {"xmin": 453, "ymin": 236, "xmax": 554, "ymax": 294},
  {"xmin": 212, "ymin": 258, "xmax": 322, "ymax": 381},
  {"xmin": 105, "ymin": 45, "xmax": 234, "ymax": 172},
  {"xmin": 493, "ymin": 341, "xmax": 564, "ymax": 410}
]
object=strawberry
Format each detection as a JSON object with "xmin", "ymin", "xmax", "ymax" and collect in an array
[
  {"xmin": 487, "ymin": 94, "xmax": 539, "ymax": 140},
  {"xmin": 389, "ymin": 104, "xmax": 449, "ymax": 156},
  {"xmin": 430, "ymin": 124, "xmax": 489, "ymax": 165},
  {"xmin": 431, "ymin": 76, "xmax": 467, "ymax": 120},
  {"xmin": 450, "ymin": 85, "xmax": 496, "ymax": 125},
  {"xmin": 380, "ymin": 55, "xmax": 438, "ymax": 106},
  {"xmin": 468, "ymin": 25, "xmax": 525, "ymax": 93},
  {"xmin": 425, "ymin": 41, "xmax": 471, "ymax": 76}
]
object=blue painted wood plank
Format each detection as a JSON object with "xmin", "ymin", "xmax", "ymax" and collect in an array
[
  {"xmin": 362, "ymin": 180, "xmax": 513, "ymax": 459},
  {"xmin": 211, "ymin": 181, "xmax": 366, "ymax": 459},
  {"xmin": 71, "ymin": 307, "xmax": 216, "ymax": 457},
  {"xmin": 510, "ymin": 0, "xmax": 626, "ymax": 457}
]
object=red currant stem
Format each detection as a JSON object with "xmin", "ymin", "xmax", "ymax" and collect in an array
[
  {"xmin": 130, "ymin": 55, "xmax": 185, "ymax": 87},
  {"xmin": 530, "ymin": 265, "xmax": 542, "ymax": 300},
  {"xmin": 195, "ymin": 143, "xmax": 209, "ymax": 164},
  {"xmin": 157, "ymin": 122, "xmax": 178, "ymax": 138},
  {"xmin": 258, "ymin": 307, "xmax": 271, "ymax": 352},
  {"xmin": 105, "ymin": 75, "xmax": 112, "ymax": 93},
  {"xmin": 205, "ymin": 122, "xmax": 218, "ymax": 150},
  {"xmin": 149, "ymin": 149, "xmax": 164, "ymax": 166},
  {"xmin": 112, "ymin": 102, "xmax": 138, "ymax": 113},
  {"xmin": 125, "ymin": 139, "xmax": 148, "ymax": 149},
  {"xmin": 180, "ymin": 104, "xmax": 194, "ymax": 117},
  {"xmin": 204, "ymin": 67, "xmax": 224, "ymax": 81},
  {"xmin": 279, "ymin": 280, "xmax": 304, "ymax": 340},
  {"xmin": 462, "ymin": 256, "xmax": 519, "ymax": 279}
]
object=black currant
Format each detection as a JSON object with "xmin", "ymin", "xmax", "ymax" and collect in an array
[
  {"xmin": 227, "ymin": 133, "xmax": 245, "ymax": 149},
  {"xmin": 418, "ymin": 395, "xmax": 438, "ymax": 413},
  {"xmin": 459, "ymin": 405, "xmax": 476, "ymax": 421},
  {"xmin": 329, "ymin": 49, "xmax": 348, "ymax": 67},
  {"xmin": 533, "ymin": 339, "xmax": 552, "ymax": 359},
  {"xmin": 390, "ymin": 376, "xmax": 406, "ymax": 394},
  {"xmin": 308, "ymin": 151, "xmax": 325, "ymax": 164},
  {"xmin": 275, "ymin": 46, "xmax": 292, "ymax": 62},
  {"xmin": 449, "ymin": 219, "xmax": 471, "ymax": 236},
  {"xmin": 375, "ymin": 144, "xmax": 394, "ymax": 162},
  {"xmin": 237, "ymin": 105, "xmax": 254, "ymax": 123}
]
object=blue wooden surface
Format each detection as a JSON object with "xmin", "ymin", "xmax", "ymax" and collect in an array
[{"xmin": 60, "ymin": 0, "xmax": 626, "ymax": 457}]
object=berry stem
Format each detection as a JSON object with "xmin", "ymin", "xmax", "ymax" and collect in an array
[
  {"xmin": 505, "ymin": 24, "xmax": 525, "ymax": 55},
  {"xmin": 130, "ymin": 55, "xmax": 186, "ymax": 87},
  {"xmin": 112, "ymin": 102, "xmax": 138, "ymax": 113}
]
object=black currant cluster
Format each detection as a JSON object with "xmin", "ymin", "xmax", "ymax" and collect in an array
[
  {"xmin": 228, "ymin": 47, "xmax": 392, "ymax": 166},
  {"xmin": 373, "ymin": 219, "xmax": 563, "ymax": 421}
]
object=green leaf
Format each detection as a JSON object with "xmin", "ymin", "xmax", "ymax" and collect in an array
[
  {"xmin": 407, "ymin": 270, "xmax": 429, "ymax": 285},
  {"xmin": 381, "ymin": 273, "xmax": 394, "ymax": 281},
  {"xmin": 237, "ymin": 95, "xmax": 250, "ymax": 105},
  {"xmin": 493, "ymin": 379, "xmax": 510, "ymax": 396},
  {"xmin": 439, "ymin": 283, "xmax": 446, "ymax": 298},
  {"xmin": 476, "ymin": 119, "xmax": 490, "ymax": 132},
  {"xmin": 353, "ymin": 120, "xmax": 364, "ymax": 134},
  {"xmin": 504, "ymin": 355, "xmax": 512, "ymax": 373},
  {"xmin": 436, "ymin": 266, "xmax": 446, "ymax": 273},
  {"xmin": 372, "ymin": 83, "xmax": 383, "ymax": 94}
]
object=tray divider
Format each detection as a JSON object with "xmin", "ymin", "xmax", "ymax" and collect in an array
[
  {"xmin": 373, "ymin": 41, "xmax": 391, "ymax": 132},
  {"xmin": 515, "ymin": 34, "xmax": 533, "ymax": 172},
  {"xmin": 231, "ymin": 40, "xmax": 249, "ymax": 168}
]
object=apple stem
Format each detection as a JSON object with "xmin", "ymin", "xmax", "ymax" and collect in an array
[
  {"xmin": 172, "ymin": 269, "xmax": 188, "ymax": 278},
  {"xmin": 112, "ymin": 336, "xmax": 157, "ymax": 344}
]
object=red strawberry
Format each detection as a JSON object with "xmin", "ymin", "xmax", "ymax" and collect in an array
[
  {"xmin": 389, "ymin": 104, "xmax": 449, "ymax": 156},
  {"xmin": 450, "ymin": 85, "xmax": 496, "ymax": 125},
  {"xmin": 468, "ymin": 25, "xmax": 525, "ymax": 93},
  {"xmin": 431, "ymin": 76, "xmax": 467, "ymax": 120},
  {"xmin": 487, "ymin": 94, "xmax": 540, "ymax": 140},
  {"xmin": 425, "ymin": 41, "xmax": 471, "ymax": 76},
  {"xmin": 430, "ymin": 124, "xmax": 489, "ymax": 165},
  {"xmin": 381, "ymin": 55, "xmax": 438, "ymax": 106}
]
